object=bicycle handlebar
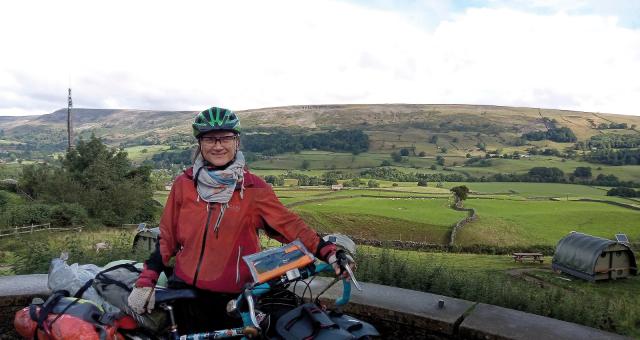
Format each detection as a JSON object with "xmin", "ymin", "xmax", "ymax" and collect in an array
[{"xmin": 239, "ymin": 261, "xmax": 358, "ymax": 329}]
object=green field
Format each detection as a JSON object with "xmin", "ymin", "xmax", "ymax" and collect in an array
[
  {"xmin": 443, "ymin": 182, "xmax": 609, "ymax": 197},
  {"xmin": 248, "ymin": 150, "xmax": 640, "ymax": 187},
  {"xmin": 457, "ymin": 199, "xmax": 640, "ymax": 246},
  {"xmin": 269, "ymin": 181, "xmax": 640, "ymax": 249},
  {"xmin": 291, "ymin": 197, "xmax": 465, "ymax": 243},
  {"xmin": 123, "ymin": 145, "xmax": 171, "ymax": 163},
  {"xmin": 153, "ymin": 191, "xmax": 170, "ymax": 206},
  {"xmin": 0, "ymin": 163, "xmax": 24, "ymax": 178},
  {"xmin": 456, "ymin": 156, "xmax": 640, "ymax": 182},
  {"xmin": 249, "ymin": 150, "xmax": 438, "ymax": 170}
]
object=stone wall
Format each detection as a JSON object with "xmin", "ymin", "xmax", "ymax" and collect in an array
[
  {"xmin": 0, "ymin": 275, "xmax": 632, "ymax": 339},
  {"xmin": 449, "ymin": 200, "xmax": 477, "ymax": 246},
  {"xmin": 0, "ymin": 274, "xmax": 48, "ymax": 338}
]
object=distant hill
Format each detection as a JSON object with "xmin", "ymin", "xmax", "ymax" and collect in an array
[{"xmin": 0, "ymin": 104, "xmax": 638, "ymax": 150}]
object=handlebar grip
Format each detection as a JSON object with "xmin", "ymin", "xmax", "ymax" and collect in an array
[
  {"xmin": 314, "ymin": 263, "xmax": 351, "ymax": 306},
  {"xmin": 335, "ymin": 278, "xmax": 351, "ymax": 306}
]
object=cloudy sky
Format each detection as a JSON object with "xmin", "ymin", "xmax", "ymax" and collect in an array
[{"xmin": 1, "ymin": 0, "xmax": 639, "ymax": 116}]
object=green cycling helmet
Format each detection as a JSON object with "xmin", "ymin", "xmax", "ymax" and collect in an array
[{"xmin": 192, "ymin": 106, "xmax": 241, "ymax": 138}]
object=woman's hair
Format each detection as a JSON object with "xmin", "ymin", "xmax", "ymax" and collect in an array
[{"xmin": 191, "ymin": 144, "xmax": 202, "ymax": 163}]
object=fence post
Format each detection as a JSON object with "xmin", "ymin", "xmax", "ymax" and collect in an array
[{"xmin": 30, "ymin": 224, "xmax": 34, "ymax": 234}]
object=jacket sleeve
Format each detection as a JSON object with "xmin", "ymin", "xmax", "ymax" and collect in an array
[
  {"xmin": 137, "ymin": 180, "xmax": 183, "ymax": 287},
  {"xmin": 158, "ymin": 178, "xmax": 182, "ymax": 266},
  {"xmin": 255, "ymin": 186, "xmax": 323, "ymax": 255}
]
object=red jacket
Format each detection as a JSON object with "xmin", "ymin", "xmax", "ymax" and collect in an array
[{"xmin": 140, "ymin": 167, "xmax": 333, "ymax": 293}]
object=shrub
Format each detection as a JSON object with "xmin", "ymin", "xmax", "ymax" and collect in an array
[
  {"xmin": 263, "ymin": 175, "xmax": 285, "ymax": 186},
  {"xmin": 391, "ymin": 152, "xmax": 402, "ymax": 163},
  {"xmin": 417, "ymin": 180, "xmax": 428, "ymax": 187},
  {"xmin": 607, "ymin": 187, "xmax": 638, "ymax": 198},
  {"xmin": 0, "ymin": 191, "xmax": 8, "ymax": 210},
  {"xmin": 2, "ymin": 204, "xmax": 52, "ymax": 227},
  {"xmin": 49, "ymin": 203, "xmax": 89, "ymax": 227}
]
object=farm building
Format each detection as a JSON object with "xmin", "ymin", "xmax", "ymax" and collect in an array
[{"xmin": 552, "ymin": 232, "xmax": 637, "ymax": 282}]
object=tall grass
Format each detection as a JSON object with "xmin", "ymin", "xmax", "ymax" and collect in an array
[
  {"xmin": 3, "ymin": 229, "xmax": 149, "ymax": 275},
  {"xmin": 355, "ymin": 247, "xmax": 640, "ymax": 337}
]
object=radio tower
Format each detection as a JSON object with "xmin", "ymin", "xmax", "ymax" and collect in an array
[{"xmin": 67, "ymin": 88, "xmax": 74, "ymax": 150}]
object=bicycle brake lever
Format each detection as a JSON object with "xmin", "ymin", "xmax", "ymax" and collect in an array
[
  {"xmin": 343, "ymin": 263, "xmax": 363, "ymax": 291},
  {"xmin": 244, "ymin": 289, "xmax": 261, "ymax": 330}
]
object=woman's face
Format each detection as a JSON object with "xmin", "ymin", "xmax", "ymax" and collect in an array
[{"xmin": 199, "ymin": 130, "xmax": 239, "ymax": 167}]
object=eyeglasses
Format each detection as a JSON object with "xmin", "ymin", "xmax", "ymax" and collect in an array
[{"xmin": 200, "ymin": 135, "xmax": 237, "ymax": 145}]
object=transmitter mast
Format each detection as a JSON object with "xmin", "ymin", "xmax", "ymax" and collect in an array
[{"xmin": 67, "ymin": 88, "xmax": 73, "ymax": 150}]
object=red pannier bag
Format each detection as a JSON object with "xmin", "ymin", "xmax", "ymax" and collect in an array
[{"xmin": 14, "ymin": 291, "xmax": 125, "ymax": 340}]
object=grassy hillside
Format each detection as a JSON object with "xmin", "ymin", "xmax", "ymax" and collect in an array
[{"xmin": 1, "ymin": 104, "xmax": 639, "ymax": 149}]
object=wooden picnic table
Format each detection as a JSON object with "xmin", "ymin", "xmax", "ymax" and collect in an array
[{"xmin": 512, "ymin": 252, "xmax": 544, "ymax": 263}]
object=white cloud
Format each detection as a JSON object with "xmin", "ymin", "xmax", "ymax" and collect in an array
[{"xmin": 0, "ymin": 0, "xmax": 638, "ymax": 116}]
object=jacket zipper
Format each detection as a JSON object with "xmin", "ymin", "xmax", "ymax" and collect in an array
[
  {"xmin": 236, "ymin": 245, "xmax": 243, "ymax": 284},
  {"xmin": 192, "ymin": 202, "xmax": 214, "ymax": 286}
]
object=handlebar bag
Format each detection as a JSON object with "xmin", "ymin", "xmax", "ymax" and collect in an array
[
  {"xmin": 328, "ymin": 311, "xmax": 380, "ymax": 339},
  {"xmin": 275, "ymin": 303, "xmax": 355, "ymax": 340}
]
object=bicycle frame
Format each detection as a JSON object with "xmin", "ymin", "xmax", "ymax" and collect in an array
[{"xmin": 168, "ymin": 262, "xmax": 354, "ymax": 340}]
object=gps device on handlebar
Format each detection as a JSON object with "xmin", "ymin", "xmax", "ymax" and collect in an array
[{"xmin": 242, "ymin": 240, "xmax": 315, "ymax": 284}]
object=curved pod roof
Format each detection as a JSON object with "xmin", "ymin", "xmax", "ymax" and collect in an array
[{"xmin": 552, "ymin": 232, "xmax": 637, "ymax": 278}]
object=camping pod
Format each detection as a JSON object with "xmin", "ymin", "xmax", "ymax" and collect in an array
[
  {"xmin": 133, "ymin": 226, "xmax": 159, "ymax": 253},
  {"xmin": 552, "ymin": 232, "xmax": 637, "ymax": 282}
]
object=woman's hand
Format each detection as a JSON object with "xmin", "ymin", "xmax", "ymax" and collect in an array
[
  {"xmin": 127, "ymin": 286, "xmax": 156, "ymax": 314},
  {"xmin": 327, "ymin": 250, "xmax": 357, "ymax": 279}
]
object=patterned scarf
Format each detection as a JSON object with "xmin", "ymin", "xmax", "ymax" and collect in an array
[{"xmin": 193, "ymin": 151, "xmax": 245, "ymax": 203}]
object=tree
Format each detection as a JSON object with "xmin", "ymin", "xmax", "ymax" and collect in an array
[
  {"xmin": 391, "ymin": 152, "xmax": 402, "ymax": 163},
  {"xmin": 417, "ymin": 180, "xmax": 428, "ymax": 187},
  {"xmin": 418, "ymin": 151, "xmax": 426, "ymax": 157},
  {"xmin": 380, "ymin": 160, "xmax": 392, "ymax": 166},
  {"xmin": 20, "ymin": 135, "xmax": 157, "ymax": 226},
  {"xmin": 301, "ymin": 160, "xmax": 310, "ymax": 170},
  {"xmin": 573, "ymin": 167, "xmax": 592, "ymax": 178},
  {"xmin": 429, "ymin": 135, "xmax": 439, "ymax": 144},
  {"xmin": 367, "ymin": 179, "xmax": 380, "ymax": 188},
  {"xmin": 450, "ymin": 185, "xmax": 470, "ymax": 204},
  {"xmin": 350, "ymin": 178, "xmax": 363, "ymax": 187},
  {"xmin": 527, "ymin": 167, "xmax": 564, "ymax": 182},
  {"xmin": 436, "ymin": 155, "xmax": 445, "ymax": 166},
  {"xmin": 264, "ymin": 175, "xmax": 284, "ymax": 186},
  {"xmin": 607, "ymin": 187, "xmax": 637, "ymax": 198},
  {"xmin": 400, "ymin": 148, "xmax": 410, "ymax": 157}
]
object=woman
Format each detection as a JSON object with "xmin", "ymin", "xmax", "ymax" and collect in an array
[{"xmin": 127, "ymin": 107, "xmax": 344, "ymax": 332}]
